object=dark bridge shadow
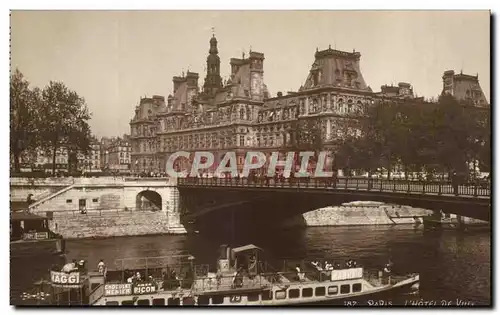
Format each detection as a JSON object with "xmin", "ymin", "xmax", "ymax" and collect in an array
[
  {"xmin": 178, "ymin": 187, "xmax": 490, "ymax": 234},
  {"xmin": 136, "ymin": 190, "xmax": 162, "ymax": 211}
]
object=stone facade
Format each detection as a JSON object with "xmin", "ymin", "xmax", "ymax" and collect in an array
[
  {"xmin": 49, "ymin": 209, "xmax": 186, "ymax": 239},
  {"xmin": 129, "ymin": 36, "xmax": 407, "ymax": 174},
  {"xmin": 442, "ymin": 70, "xmax": 489, "ymax": 107},
  {"xmin": 12, "ymin": 177, "xmax": 187, "ymax": 238}
]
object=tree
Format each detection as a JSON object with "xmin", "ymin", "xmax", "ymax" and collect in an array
[
  {"xmin": 10, "ymin": 69, "xmax": 42, "ymax": 172},
  {"xmin": 286, "ymin": 117, "xmax": 324, "ymax": 170},
  {"xmin": 340, "ymin": 94, "xmax": 491, "ymax": 181},
  {"xmin": 39, "ymin": 81, "xmax": 92, "ymax": 174}
]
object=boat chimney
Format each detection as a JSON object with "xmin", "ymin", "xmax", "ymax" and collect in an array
[{"xmin": 218, "ymin": 244, "xmax": 231, "ymax": 273}]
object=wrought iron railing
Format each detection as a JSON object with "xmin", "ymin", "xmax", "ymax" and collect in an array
[{"xmin": 177, "ymin": 177, "xmax": 490, "ymax": 198}]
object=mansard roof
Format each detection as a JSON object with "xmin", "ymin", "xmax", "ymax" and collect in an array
[{"xmin": 302, "ymin": 47, "xmax": 371, "ymax": 92}]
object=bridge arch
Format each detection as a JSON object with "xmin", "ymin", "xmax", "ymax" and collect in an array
[{"xmin": 136, "ymin": 190, "xmax": 162, "ymax": 211}]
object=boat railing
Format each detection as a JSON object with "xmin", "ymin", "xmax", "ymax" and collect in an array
[
  {"xmin": 114, "ymin": 254, "xmax": 194, "ymax": 271},
  {"xmin": 192, "ymin": 272, "xmax": 271, "ymax": 293}
]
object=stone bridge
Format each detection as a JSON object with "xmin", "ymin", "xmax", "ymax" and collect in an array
[{"xmin": 10, "ymin": 177, "xmax": 186, "ymax": 238}]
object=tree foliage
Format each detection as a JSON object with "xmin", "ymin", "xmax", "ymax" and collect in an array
[
  {"xmin": 10, "ymin": 69, "xmax": 42, "ymax": 172},
  {"xmin": 336, "ymin": 95, "xmax": 490, "ymax": 179},
  {"xmin": 10, "ymin": 70, "xmax": 92, "ymax": 173}
]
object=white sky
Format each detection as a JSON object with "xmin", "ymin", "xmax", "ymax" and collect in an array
[{"xmin": 10, "ymin": 10, "xmax": 490, "ymax": 137}]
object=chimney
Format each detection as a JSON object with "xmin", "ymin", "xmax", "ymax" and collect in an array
[{"xmin": 173, "ymin": 76, "xmax": 184, "ymax": 93}]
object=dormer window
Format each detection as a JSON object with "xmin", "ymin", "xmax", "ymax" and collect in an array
[{"xmin": 313, "ymin": 71, "xmax": 319, "ymax": 86}]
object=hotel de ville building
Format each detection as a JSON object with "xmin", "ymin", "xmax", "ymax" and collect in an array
[{"xmin": 129, "ymin": 35, "xmax": 487, "ymax": 175}]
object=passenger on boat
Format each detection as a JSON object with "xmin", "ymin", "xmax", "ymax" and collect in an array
[
  {"xmin": 324, "ymin": 261, "xmax": 333, "ymax": 271},
  {"xmin": 232, "ymin": 267, "xmax": 244, "ymax": 288},
  {"xmin": 346, "ymin": 259, "xmax": 357, "ymax": 268},
  {"xmin": 134, "ymin": 272, "xmax": 142, "ymax": 283},
  {"xmin": 97, "ymin": 259, "xmax": 106, "ymax": 274},
  {"xmin": 311, "ymin": 261, "xmax": 320, "ymax": 270},
  {"xmin": 383, "ymin": 263, "xmax": 392, "ymax": 274},
  {"xmin": 248, "ymin": 255, "xmax": 257, "ymax": 279},
  {"xmin": 77, "ymin": 260, "xmax": 87, "ymax": 273},
  {"xmin": 295, "ymin": 265, "xmax": 306, "ymax": 281},
  {"xmin": 61, "ymin": 260, "xmax": 78, "ymax": 273}
]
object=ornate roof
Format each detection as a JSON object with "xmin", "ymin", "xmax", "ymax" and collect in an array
[{"xmin": 302, "ymin": 47, "xmax": 370, "ymax": 92}]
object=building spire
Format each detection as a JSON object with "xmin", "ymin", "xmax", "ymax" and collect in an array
[
  {"xmin": 204, "ymin": 32, "xmax": 222, "ymax": 96},
  {"xmin": 212, "ymin": 26, "xmax": 215, "ymax": 37}
]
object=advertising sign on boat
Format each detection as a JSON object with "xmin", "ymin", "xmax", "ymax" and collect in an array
[
  {"xmin": 330, "ymin": 267, "xmax": 363, "ymax": 281},
  {"xmin": 133, "ymin": 283, "xmax": 157, "ymax": 295},
  {"xmin": 50, "ymin": 271, "xmax": 81, "ymax": 288},
  {"xmin": 104, "ymin": 283, "xmax": 132, "ymax": 296}
]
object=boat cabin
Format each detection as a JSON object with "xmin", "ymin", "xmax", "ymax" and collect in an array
[{"xmin": 10, "ymin": 211, "xmax": 51, "ymax": 241}]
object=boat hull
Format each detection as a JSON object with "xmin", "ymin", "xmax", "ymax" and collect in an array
[{"xmin": 296, "ymin": 278, "xmax": 419, "ymax": 306}]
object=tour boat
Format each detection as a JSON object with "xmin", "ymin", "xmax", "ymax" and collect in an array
[
  {"xmin": 10, "ymin": 211, "xmax": 65, "ymax": 258},
  {"xmin": 34, "ymin": 244, "xmax": 419, "ymax": 306},
  {"xmin": 423, "ymin": 212, "xmax": 490, "ymax": 232}
]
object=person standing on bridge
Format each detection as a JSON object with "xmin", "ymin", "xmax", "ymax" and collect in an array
[
  {"xmin": 331, "ymin": 170, "xmax": 338, "ymax": 189},
  {"xmin": 452, "ymin": 171, "xmax": 459, "ymax": 195}
]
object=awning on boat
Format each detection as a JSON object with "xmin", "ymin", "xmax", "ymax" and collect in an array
[
  {"xmin": 10, "ymin": 211, "xmax": 47, "ymax": 222},
  {"xmin": 231, "ymin": 244, "xmax": 263, "ymax": 254}
]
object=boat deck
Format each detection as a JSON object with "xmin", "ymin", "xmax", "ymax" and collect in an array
[{"xmin": 192, "ymin": 272, "xmax": 274, "ymax": 293}]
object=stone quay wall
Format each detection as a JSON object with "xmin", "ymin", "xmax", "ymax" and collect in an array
[
  {"xmin": 11, "ymin": 177, "xmax": 187, "ymax": 239},
  {"xmin": 49, "ymin": 209, "xmax": 186, "ymax": 239},
  {"xmin": 282, "ymin": 204, "xmax": 433, "ymax": 228}
]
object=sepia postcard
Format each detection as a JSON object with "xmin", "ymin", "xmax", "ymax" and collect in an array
[{"xmin": 8, "ymin": 9, "xmax": 491, "ymax": 307}]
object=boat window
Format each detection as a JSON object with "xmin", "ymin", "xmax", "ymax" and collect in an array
[
  {"xmin": 92, "ymin": 198, "xmax": 99, "ymax": 203},
  {"xmin": 182, "ymin": 297, "xmax": 195, "ymax": 305},
  {"xmin": 302, "ymin": 288, "xmax": 313, "ymax": 298},
  {"xmin": 328, "ymin": 286, "xmax": 338, "ymax": 295},
  {"xmin": 168, "ymin": 297, "xmax": 180, "ymax": 305},
  {"xmin": 66, "ymin": 199, "xmax": 72, "ymax": 203},
  {"xmin": 152, "ymin": 298, "xmax": 165, "ymax": 305},
  {"xmin": 340, "ymin": 284, "xmax": 350, "ymax": 294},
  {"xmin": 275, "ymin": 290, "xmax": 287, "ymax": 300},
  {"xmin": 137, "ymin": 299, "xmax": 150, "ymax": 305},
  {"xmin": 289, "ymin": 289, "xmax": 300, "ymax": 299},
  {"xmin": 353, "ymin": 283, "xmax": 362, "ymax": 292},
  {"xmin": 248, "ymin": 293, "xmax": 260, "ymax": 302},
  {"xmin": 121, "ymin": 300, "xmax": 134, "ymax": 305},
  {"xmin": 315, "ymin": 287, "xmax": 326, "ymax": 296},
  {"xmin": 198, "ymin": 296, "xmax": 210, "ymax": 305},
  {"xmin": 262, "ymin": 290, "xmax": 272, "ymax": 301},
  {"xmin": 211, "ymin": 295, "xmax": 224, "ymax": 305},
  {"xmin": 105, "ymin": 301, "xmax": 119, "ymax": 305}
]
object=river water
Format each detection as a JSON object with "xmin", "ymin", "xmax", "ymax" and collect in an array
[{"xmin": 11, "ymin": 225, "xmax": 491, "ymax": 306}]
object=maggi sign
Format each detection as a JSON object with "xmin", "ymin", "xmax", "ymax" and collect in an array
[{"xmin": 50, "ymin": 271, "xmax": 81, "ymax": 287}]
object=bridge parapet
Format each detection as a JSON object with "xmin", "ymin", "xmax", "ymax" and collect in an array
[
  {"xmin": 178, "ymin": 177, "xmax": 490, "ymax": 198},
  {"xmin": 124, "ymin": 177, "xmax": 176, "ymax": 187}
]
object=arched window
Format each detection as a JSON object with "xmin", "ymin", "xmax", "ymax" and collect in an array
[{"xmin": 240, "ymin": 108, "xmax": 245, "ymax": 120}]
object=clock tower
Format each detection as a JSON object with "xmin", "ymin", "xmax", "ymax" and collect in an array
[
  {"xmin": 203, "ymin": 35, "xmax": 223, "ymax": 97},
  {"xmin": 249, "ymin": 51, "xmax": 265, "ymax": 101}
]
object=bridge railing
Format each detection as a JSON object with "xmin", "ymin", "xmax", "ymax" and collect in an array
[{"xmin": 177, "ymin": 177, "xmax": 490, "ymax": 198}]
